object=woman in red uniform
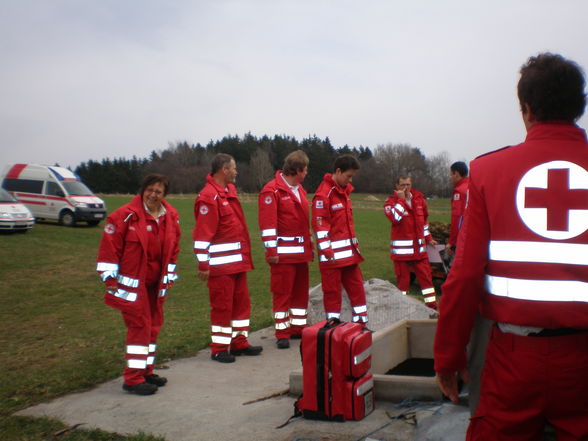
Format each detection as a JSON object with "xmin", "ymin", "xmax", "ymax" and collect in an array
[{"xmin": 97, "ymin": 174, "xmax": 181, "ymax": 395}]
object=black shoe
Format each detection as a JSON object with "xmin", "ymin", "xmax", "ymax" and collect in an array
[
  {"xmin": 290, "ymin": 334, "xmax": 302, "ymax": 340},
  {"xmin": 122, "ymin": 382, "xmax": 158, "ymax": 395},
  {"xmin": 231, "ymin": 345, "xmax": 263, "ymax": 356},
  {"xmin": 145, "ymin": 374, "xmax": 167, "ymax": 387},
  {"xmin": 277, "ymin": 338, "xmax": 290, "ymax": 349},
  {"xmin": 211, "ymin": 350, "xmax": 236, "ymax": 363}
]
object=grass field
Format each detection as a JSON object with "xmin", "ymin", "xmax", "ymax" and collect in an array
[{"xmin": 0, "ymin": 194, "xmax": 450, "ymax": 440}]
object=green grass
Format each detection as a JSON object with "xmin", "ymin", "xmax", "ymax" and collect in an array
[{"xmin": 0, "ymin": 194, "xmax": 450, "ymax": 440}]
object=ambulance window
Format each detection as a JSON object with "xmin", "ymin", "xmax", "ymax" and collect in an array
[
  {"xmin": 2, "ymin": 178, "xmax": 43, "ymax": 194},
  {"xmin": 45, "ymin": 181, "xmax": 64, "ymax": 197}
]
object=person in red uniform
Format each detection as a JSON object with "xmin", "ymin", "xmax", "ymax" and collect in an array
[
  {"xmin": 193, "ymin": 153, "xmax": 263, "ymax": 363},
  {"xmin": 435, "ymin": 53, "xmax": 588, "ymax": 440},
  {"xmin": 312, "ymin": 154, "xmax": 368, "ymax": 325},
  {"xmin": 384, "ymin": 176, "xmax": 438, "ymax": 309},
  {"xmin": 97, "ymin": 174, "xmax": 181, "ymax": 395},
  {"xmin": 258, "ymin": 150, "xmax": 314, "ymax": 349},
  {"xmin": 446, "ymin": 161, "xmax": 469, "ymax": 258}
]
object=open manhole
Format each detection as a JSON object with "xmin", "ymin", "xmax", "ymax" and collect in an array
[{"xmin": 386, "ymin": 358, "xmax": 435, "ymax": 377}]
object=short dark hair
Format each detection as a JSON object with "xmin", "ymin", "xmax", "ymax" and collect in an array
[
  {"xmin": 396, "ymin": 175, "xmax": 411, "ymax": 185},
  {"xmin": 283, "ymin": 150, "xmax": 309, "ymax": 176},
  {"xmin": 518, "ymin": 53, "xmax": 586, "ymax": 122},
  {"xmin": 333, "ymin": 154, "xmax": 360, "ymax": 173},
  {"xmin": 139, "ymin": 173, "xmax": 170, "ymax": 197},
  {"xmin": 211, "ymin": 153, "xmax": 234, "ymax": 175},
  {"xmin": 450, "ymin": 161, "xmax": 468, "ymax": 177}
]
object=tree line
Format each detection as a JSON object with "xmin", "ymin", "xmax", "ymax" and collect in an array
[{"xmin": 75, "ymin": 133, "xmax": 454, "ymax": 197}]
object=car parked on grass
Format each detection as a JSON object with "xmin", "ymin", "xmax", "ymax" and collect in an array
[
  {"xmin": 1, "ymin": 163, "xmax": 107, "ymax": 227},
  {"xmin": 0, "ymin": 188, "xmax": 35, "ymax": 233}
]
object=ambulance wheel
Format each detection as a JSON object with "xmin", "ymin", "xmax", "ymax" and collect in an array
[
  {"xmin": 87, "ymin": 220, "xmax": 100, "ymax": 227},
  {"xmin": 60, "ymin": 210, "xmax": 75, "ymax": 227}
]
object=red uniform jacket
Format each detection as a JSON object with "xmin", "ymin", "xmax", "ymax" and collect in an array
[
  {"xmin": 258, "ymin": 171, "xmax": 313, "ymax": 264},
  {"xmin": 193, "ymin": 175, "xmax": 253, "ymax": 276},
  {"xmin": 312, "ymin": 173, "xmax": 363, "ymax": 269},
  {"xmin": 97, "ymin": 195, "xmax": 181, "ymax": 312},
  {"xmin": 435, "ymin": 122, "xmax": 588, "ymax": 373},
  {"xmin": 384, "ymin": 189, "xmax": 433, "ymax": 261},
  {"xmin": 449, "ymin": 177, "xmax": 469, "ymax": 247}
]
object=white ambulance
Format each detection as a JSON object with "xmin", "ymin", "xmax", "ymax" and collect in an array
[
  {"xmin": 0, "ymin": 188, "xmax": 35, "ymax": 232},
  {"xmin": 1, "ymin": 163, "xmax": 107, "ymax": 227}
]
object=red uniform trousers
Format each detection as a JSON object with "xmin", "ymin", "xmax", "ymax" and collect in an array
[
  {"xmin": 393, "ymin": 258, "xmax": 437, "ymax": 308},
  {"xmin": 270, "ymin": 262, "xmax": 309, "ymax": 339},
  {"xmin": 320, "ymin": 263, "xmax": 368, "ymax": 324},
  {"xmin": 468, "ymin": 326, "xmax": 588, "ymax": 441},
  {"xmin": 121, "ymin": 282, "xmax": 163, "ymax": 386},
  {"xmin": 208, "ymin": 272, "xmax": 251, "ymax": 355}
]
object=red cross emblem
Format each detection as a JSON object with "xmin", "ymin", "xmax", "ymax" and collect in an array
[{"xmin": 516, "ymin": 161, "xmax": 588, "ymax": 240}]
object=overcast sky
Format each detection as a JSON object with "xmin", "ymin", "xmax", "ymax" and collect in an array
[{"xmin": 1, "ymin": 0, "xmax": 587, "ymax": 174}]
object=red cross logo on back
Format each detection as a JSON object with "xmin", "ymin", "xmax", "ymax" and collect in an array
[
  {"xmin": 516, "ymin": 161, "xmax": 588, "ymax": 240},
  {"xmin": 525, "ymin": 168, "xmax": 588, "ymax": 231}
]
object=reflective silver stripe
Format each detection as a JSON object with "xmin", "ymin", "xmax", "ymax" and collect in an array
[
  {"xmin": 261, "ymin": 228, "xmax": 277, "ymax": 237},
  {"xmin": 193, "ymin": 240, "xmax": 210, "ymax": 249},
  {"xmin": 211, "ymin": 335, "xmax": 232, "ymax": 344},
  {"xmin": 167, "ymin": 263, "xmax": 176, "ymax": 272},
  {"xmin": 353, "ymin": 305, "xmax": 368, "ymax": 313},
  {"xmin": 327, "ymin": 312, "xmax": 340, "ymax": 319},
  {"xmin": 331, "ymin": 239, "xmax": 351, "ymax": 249},
  {"xmin": 168, "ymin": 272, "xmax": 178, "ymax": 282},
  {"xmin": 394, "ymin": 203, "xmax": 405, "ymax": 213},
  {"xmin": 418, "ymin": 247, "xmax": 426, "ymax": 253},
  {"xmin": 316, "ymin": 231, "xmax": 329, "ymax": 239},
  {"xmin": 319, "ymin": 241, "xmax": 331, "ymax": 250},
  {"xmin": 392, "ymin": 240, "xmax": 413, "ymax": 246},
  {"xmin": 424, "ymin": 225, "xmax": 429, "ymax": 230},
  {"xmin": 274, "ymin": 312, "xmax": 288, "ymax": 319},
  {"xmin": 127, "ymin": 359, "xmax": 147, "ymax": 369},
  {"xmin": 149, "ymin": 344, "xmax": 157, "ymax": 352},
  {"xmin": 422, "ymin": 287, "xmax": 435, "ymax": 295},
  {"xmin": 277, "ymin": 246, "xmax": 304, "ymax": 254},
  {"xmin": 401, "ymin": 291, "xmax": 407, "ymax": 295},
  {"xmin": 209, "ymin": 254, "xmax": 243, "ymax": 265},
  {"xmin": 290, "ymin": 308, "xmax": 306, "ymax": 316},
  {"xmin": 353, "ymin": 315, "xmax": 368, "ymax": 323},
  {"xmin": 97, "ymin": 262, "xmax": 119, "ymax": 271},
  {"xmin": 147, "ymin": 356, "xmax": 155, "ymax": 365},
  {"xmin": 232, "ymin": 330, "xmax": 249, "ymax": 337},
  {"xmin": 275, "ymin": 322, "xmax": 290, "ymax": 330},
  {"xmin": 356, "ymin": 377, "xmax": 374, "ymax": 396},
  {"xmin": 418, "ymin": 239, "xmax": 425, "ymax": 244},
  {"xmin": 212, "ymin": 326, "xmax": 232, "ymax": 334},
  {"xmin": 158, "ymin": 289, "xmax": 167, "ymax": 297},
  {"xmin": 117, "ymin": 274, "xmax": 139, "ymax": 288},
  {"xmin": 392, "ymin": 248, "xmax": 414, "ymax": 255},
  {"xmin": 320, "ymin": 249, "xmax": 354, "ymax": 261},
  {"xmin": 489, "ymin": 240, "xmax": 588, "ymax": 266},
  {"xmin": 424, "ymin": 296, "xmax": 436, "ymax": 303},
  {"xmin": 209, "ymin": 242, "xmax": 241, "ymax": 253},
  {"xmin": 112, "ymin": 289, "xmax": 137, "ymax": 302},
  {"xmin": 486, "ymin": 275, "xmax": 588, "ymax": 302},
  {"xmin": 232, "ymin": 319, "xmax": 250, "ymax": 328},
  {"xmin": 264, "ymin": 240, "xmax": 277, "ymax": 248},
  {"xmin": 162, "ymin": 275, "xmax": 168, "ymax": 284},
  {"xmin": 354, "ymin": 347, "xmax": 371, "ymax": 365},
  {"xmin": 196, "ymin": 254, "xmax": 209, "ymax": 262},
  {"xmin": 100, "ymin": 271, "xmax": 117, "ymax": 282},
  {"xmin": 290, "ymin": 318, "xmax": 307, "ymax": 326},
  {"xmin": 127, "ymin": 345, "xmax": 149, "ymax": 355}
]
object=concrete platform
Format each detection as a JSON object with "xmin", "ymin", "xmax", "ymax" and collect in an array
[{"xmin": 17, "ymin": 325, "xmax": 468, "ymax": 441}]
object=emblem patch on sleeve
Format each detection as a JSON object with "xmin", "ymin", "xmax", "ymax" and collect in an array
[
  {"xmin": 315, "ymin": 200, "xmax": 323, "ymax": 209},
  {"xmin": 200, "ymin": 205, "xmax": 209, "ymax": 215},
  {"xmin": 265, "ymin": 196, "xmax": 273, "ymax": 205},
  {"xmin": 104, "ymin": 223, "xmax": 116, "ymax": 234}
]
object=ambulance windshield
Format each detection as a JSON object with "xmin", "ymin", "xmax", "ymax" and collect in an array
[{"xmin": 62, "ymin": 182, "xmax": 94, "ymax": 196}]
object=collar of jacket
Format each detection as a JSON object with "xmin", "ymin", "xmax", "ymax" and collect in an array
[
  {"xmin": 206, "ymin": 174, "xmax": 238, "ymax": 198},
  {"xmin": 454, "ymin": 177, "xmax": 469, "ymax": 189},
  {"xmin": 526, "ymin": 121, "xmax": 587, "ymax": 143},
  {"xmin": 324, "ymin": 173, "xmax": 353, "ymax": 195}
]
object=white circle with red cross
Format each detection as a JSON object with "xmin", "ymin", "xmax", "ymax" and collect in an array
[{"xmin": 515, "ymin": 160, "xmax": 588, "ymax": 240}]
